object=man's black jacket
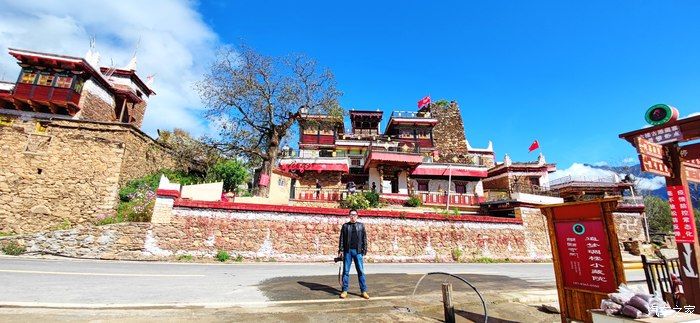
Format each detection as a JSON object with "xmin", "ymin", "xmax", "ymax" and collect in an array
[{"xmin": 338, "ymin": 222, "xmax": 367, "ymax": 255}]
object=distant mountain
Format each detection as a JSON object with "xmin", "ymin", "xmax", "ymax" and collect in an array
[{"xmin": 584, "ymin": 163, "xmax": 699, "ymax": 209}]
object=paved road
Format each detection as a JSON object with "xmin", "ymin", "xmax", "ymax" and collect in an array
[{"xmin": 0, "ymin": 255, "xmax": 644, "ymax": 307}]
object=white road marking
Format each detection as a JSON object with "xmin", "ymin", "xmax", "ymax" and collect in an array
[
  {"xmin": 0, "ymin": 296, "xmax": 408, "ymax": 309},
  {"xmin": 0, "ymin": 269, "xmax": 204, "ymax": 277}
]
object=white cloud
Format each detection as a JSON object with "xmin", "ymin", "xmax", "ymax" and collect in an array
[
  {"xmin": 636, "ymin": 176, "xmax": 666, "ymax": 191},
  {"xmin": 550, "ymin": 163, "xmax": 666, "ymax": 191},
  {"xmin": 622, "ymin": 157, "xmax": 636, "ymax": 164},
  {"xmin": 0, "ymin": 1, "xmax": 218, "ymax": 137},
  {"xmin": 686, "ymin": 112, "xmax": 700, "ymax": 118},
  {"xmin": 592, "ymin": 161, "xmax": 608, "ymax": 167},
  {"xmin": 549, "ymin": 163, "xmax": 619, "ymax": 183}
]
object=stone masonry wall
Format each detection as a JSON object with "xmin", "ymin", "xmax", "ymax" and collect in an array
[
  {"xmin": 613, "ymin": 212, "xmax": 646, "ymax": 242},
  {"xmin": 0, "ymin": 117, "xmax": 124, "ymax": 234},
  {"xmin": 77, "ymin": 91, "xmax": 117, "ymax": 123},
  {"xmin": 430, "ymin": 101, "xmax": 470, "ymax": 163},
  {"xmin": 0, "ymin": 113, "xmax": 178, "ymax": 234},
  {"xmin": 117, "ymin": 126, "xmax": 178, "ymax": 186},
  {"xmin": 0, "ymin": 208, "xmax": 553, "ymax": 262}
]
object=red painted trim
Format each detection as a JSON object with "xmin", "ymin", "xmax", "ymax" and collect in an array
[
  {"xmin": 156, "ymin": 189, "xmax": 180, "ymax": 198},
  {"xmin": 172, "ymin": 199, "xmax": 523, "ymax": 224},
  {"xmin": 279, "ymin": 163, "xmax": 349, "ymax": 173},
  {"xmin": 411, "ymin": 166, "xmax": 488, "ymax": 178}
]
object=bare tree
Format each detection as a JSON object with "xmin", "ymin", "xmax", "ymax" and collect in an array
[
  {"xmin": 196, "ymin": 46, "xmax": 342, "ymax": 196},
  {"xmin": 156, "ymin": 128, "xmax": 221, "ymax": 174}
]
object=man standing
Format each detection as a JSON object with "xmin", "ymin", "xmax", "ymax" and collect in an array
[{"xmin": 337, "ymin": 209, "xmax": 369, "ymax": 299}]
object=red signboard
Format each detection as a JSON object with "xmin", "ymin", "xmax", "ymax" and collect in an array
[
  {"xmin": 636, "ymin": 137, "xmax": 665, "ymax": 158},
  {"xmin": 667, "ymin": 185, "xmax": 697, "ymax": 243},
  {"xmin": 638, "ymin": 154, "xmax": 672, "ymax": 177},
  {"xmin": 686, "ymin": 166, "xmax": 700, "ymax": 184},
  {"xmin": 555, "ymin": 220, "xmax": 617, "ymax": 293},
  {"xmin": 680, "ymin": 143, "xmax": 700, "ymax": 162}
]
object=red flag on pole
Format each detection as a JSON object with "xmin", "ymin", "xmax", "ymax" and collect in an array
[
  {"xmin": 417, "ymin": 95, "xmax": 431, "ymax": 108},
  {"xmin": 528, "ymin": 140, "xmax": 540, "ymax": 152}
]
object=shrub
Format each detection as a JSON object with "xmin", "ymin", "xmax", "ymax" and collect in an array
[
  {"xmin": 451, "ymin": 247, "xmax": 463, "ymax": 262},
  {"xmin": 0, "ymin": 231, "xmax": 15, "ymax": 237},
  {"xmin": 207, "ymin": 159, "xmax": 249, "ymax": 192},
  {"xmin": 54, "ymin": 219, "xmax": 72, "ymax": 230},
  {"xmin": 216, "ymin": 250, "xmax": 230, "ymax": 262},
  {"xmin": 178, "ymin": 254, "xmax": 194, "ymax": 261},
  {"xmin": 405, "ymin": 195, "xmax": 422, "ymax": 207},
  {"xmin": 339, "ymin": 193, "xmax": 370, "ymax": 210},
  {"xmin": 363, "ymin": 191, "xmax": 380, "ymax": 208},
  {"xmin": 234, "ymin": 254, "xmax": 244, "ymax": 262},
  {"xmin": 119, "ymin": 169, "xmax": 202, "ymax": 202},
  {"xmin": 2, "ymin": 242, "xmax": 25, "ymax": 256}
]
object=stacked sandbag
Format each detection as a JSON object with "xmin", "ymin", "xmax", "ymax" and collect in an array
[{"xmin": 600, "ymin": 284, "xmax": 670, "ymax": 318}]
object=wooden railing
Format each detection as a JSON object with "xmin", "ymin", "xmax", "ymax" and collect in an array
[
  {"xmin": 293, "ymin": 188, "xmax": 344, "ymax": 202},
  {"xmin": 417, "ymin": 192, "xmax": 482, "ymax": 206}
]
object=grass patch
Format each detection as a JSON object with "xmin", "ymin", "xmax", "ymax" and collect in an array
[
  {"xmin": 472, "ymin": 257, "xmax": 497, "ymax": 263},
  {"xmin": 0, "ymin": 231, "xmax": 15, "ymax": 237},
  {"xmin": 53, "ymin": 219, "xmax": 72, "ymax": 231},
  {"xmin": 216, "ymin": 250, "xmax": 230, "ymax": 262},
  {"xmin": 177, "ymin": 254, "xmax": 194, "ymax": 262},
  {"xmin": 1, "ymin": 242, "xmax": 25, "ymax": 255}
]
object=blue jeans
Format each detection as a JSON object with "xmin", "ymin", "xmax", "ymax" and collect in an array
[{"xmin": 342, "ymin": 249, "xmax": 367, "ymax": 292}]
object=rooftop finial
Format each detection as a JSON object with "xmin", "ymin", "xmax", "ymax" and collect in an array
[
  {"xmin": 537, "ymin": 152, "xmax": 546, "ymax": 165},
  {"xmin": 85, "ymin": 35, "xmax": 101, "ymax": 67},
  {"xmin": 504, "ymin": 154, "xmax": 512, "ymax": 166},
  {"xmin": 125, "ymin": 36, "xmax": 140, "ymax": 71}
]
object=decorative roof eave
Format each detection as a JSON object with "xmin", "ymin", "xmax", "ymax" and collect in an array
[
  {"xmin": 100, "ymin": 67, "xmax": 155, "ymax": 96},
  {"xmin": 8, "ymin": 48, "xmax": 112, "ymax": 90},
  {"xmin": 349, "ymin": 110, "xmax": 383, "ymax": 118},
  {"xmin": 363, "ymin": 151, "xmax": 423, "ymax": 170},
  {"xmin": 113, "ymin": 87, "xmax": 144, "ymax": 103},
  {"xmin": 488, "ymin": 163, "xmax": 557, "ymax": 175},
  {"xmin": 412, "ymin": 164, "xmax": 489, "ymax": 178},
  {"xmin": 384, "ymin": 117, "xmax": 438, "ymax": 135}
]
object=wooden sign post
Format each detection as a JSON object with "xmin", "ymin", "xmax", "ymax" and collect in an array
[
  {"xmin": 620, "ymin": 105, "xmax": 700, "ymax": 308},
  {"xmin": 541, "ymin": 199, "xmax": 626, "ymax": 323}
]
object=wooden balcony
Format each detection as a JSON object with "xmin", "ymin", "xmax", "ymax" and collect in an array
[{"xmin": 13, "ymin": 83, "xmax": 81, "ymax": 107}]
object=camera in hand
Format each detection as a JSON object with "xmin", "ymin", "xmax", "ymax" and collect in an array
[{"xmin": 333, "ymin": 256, "xmax": 343, "ymax": 263}]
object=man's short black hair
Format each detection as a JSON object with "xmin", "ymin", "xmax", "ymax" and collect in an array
[{"xmin": 349, "ymin": 209, "xmax": 358, "ymax": 215}]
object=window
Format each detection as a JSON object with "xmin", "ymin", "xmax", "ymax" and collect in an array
[
  {"xmin": 54, "ymin": 75, "xmax": 73, "ymax": 88},
  {"xmin": 417, "ymin": 129, "xmax": 431, "ymax": 139},
  {"xmin": 318, "ymin": 126, "xmax": 334, "ymax": 136},
  {"xmin": 399, "ymin": 129, "xmax": 413, "ymax": 139},
  {"xmin": 302, "ymin": 126, "xmax": 317, "ymax": 135},
  {"xmin": 37, "ymin": 73, "xmax": 55, "ymax": 86},
  {"xmin": 73, "ymin": 79, "xmax": 84, "ymax": 93},
  {"xmin": 278, "ymin": 178, "xmax": 287, "ymax": 187},
  {"xmin": 20, "ymin": 71, "xmax": 38, "ymax": 84},
  {"xmin": 319, "ymin": 150, "xmax": 333, "ymax": 157},
  {"xmin": 455, "ymin": 182, "xmax": 467, "ymax": 194},
  {"xmin": 417, "ymin": 180, "xmax": 429, "ymax": 192}
]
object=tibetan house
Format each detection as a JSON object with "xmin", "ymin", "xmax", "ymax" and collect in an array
[
  {"xmin": 279, "ymin": 102, "xmax": 502, "ymax": 211},
  {"xmin": 0, "ymin": 48, "xmax": 154, "ymax": 127}
]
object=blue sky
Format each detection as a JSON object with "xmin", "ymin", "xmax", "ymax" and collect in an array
[
  {"xmin": 0, "ymin": 1, "xmax": 699, "ymax": 172},
  {"xmin": 199, "ymin": 0, "xmax": 700, "ymax": 168}
]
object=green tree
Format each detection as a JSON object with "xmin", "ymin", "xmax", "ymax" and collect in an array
[
  {"xmin": 208, "ymin": 159, "xmax": 250, "ymax": 192},
  {"xmin": 644, "ymin": 196, "xmax": 672, "ymax": 234}
]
